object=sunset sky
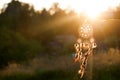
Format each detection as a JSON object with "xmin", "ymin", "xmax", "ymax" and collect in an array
[{"xmin": 0, "ymin": 0, "xmax": 120, "ymax": 17}]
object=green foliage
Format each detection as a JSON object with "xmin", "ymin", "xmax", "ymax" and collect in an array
[
  {"xmin": 0, "ymin": 0, "xmax": 120, "ymax": 68},
  {"xmin": 0, "ymin": 49, "xmax": 119, "ymax": 80},
  {"xmin": 0, "ymin": 28, "xmax": 42, "ymax": 67}
]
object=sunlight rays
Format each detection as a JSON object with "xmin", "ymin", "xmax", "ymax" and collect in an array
[
  {"xmin": 1, "ymin": 0, "xmax": 119, "ymax": 18},
  {"xmin": 67, "ymin": 0, "xmax": 120, "ymax": 19},
  {"xmin": 18, "ymin": 0, "xmax": 120, "ymax": 19}
]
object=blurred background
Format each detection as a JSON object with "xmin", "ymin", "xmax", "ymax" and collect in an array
[{"xmin": 0, "ymin": 0, "xmax": 120, "ymax": 80}]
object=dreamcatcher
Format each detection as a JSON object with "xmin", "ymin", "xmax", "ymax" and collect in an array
[{"xmin": 74, "ymin": 20, "xmax": 97, "ymax": 78}]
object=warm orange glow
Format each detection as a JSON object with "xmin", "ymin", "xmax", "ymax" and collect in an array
[
  {"xmin": 67, "ymin": 0, "xmax": 120, "ymax": 19},
  {"xmin": 19, "ymin": 0, "xmax": 120, "ymax": 19},
  {"xmin": 1, "ymin": 0, "xmax": 119, "ymax": 18}
]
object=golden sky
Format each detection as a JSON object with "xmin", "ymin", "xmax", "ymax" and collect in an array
[{"xmin": 0, "ymin": 0, "xmax": 120, "ymax": 17}]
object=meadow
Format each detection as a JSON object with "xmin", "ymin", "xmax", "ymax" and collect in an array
[
  {"xmin": 0, "ymin": 1, "xmax": 120, "ymax": 80},
  {"xmin": 0, "ymin": 48, "xmax": 119, "ymax": 80}
]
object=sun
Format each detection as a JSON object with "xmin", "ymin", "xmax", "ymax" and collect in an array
[
  {"xmin": 65, "ymin": 0, "xmax": 120, "ymax": 19},
  {"xmin": 18, "ymin": 0, "xmax": 119, "ymax": 19}
]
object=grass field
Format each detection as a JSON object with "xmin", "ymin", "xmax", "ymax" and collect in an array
[{"xmin": 0, "ymin": 48, "xmax": 120, "ymax": 80}]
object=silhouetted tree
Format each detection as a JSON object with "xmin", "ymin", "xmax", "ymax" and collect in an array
[{"xmin": 0, "ymin": 0, "xmax": 120, "ymax": 68}]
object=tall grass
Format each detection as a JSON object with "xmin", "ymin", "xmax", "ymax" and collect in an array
[{"xmin": 0, "ymin": 48, "xmax": 120, "ymax": 80}]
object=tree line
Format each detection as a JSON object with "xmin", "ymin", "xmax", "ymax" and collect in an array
[{"xmin": 0, "ymin": 0, "xmax": 120, "ymax": 67}]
